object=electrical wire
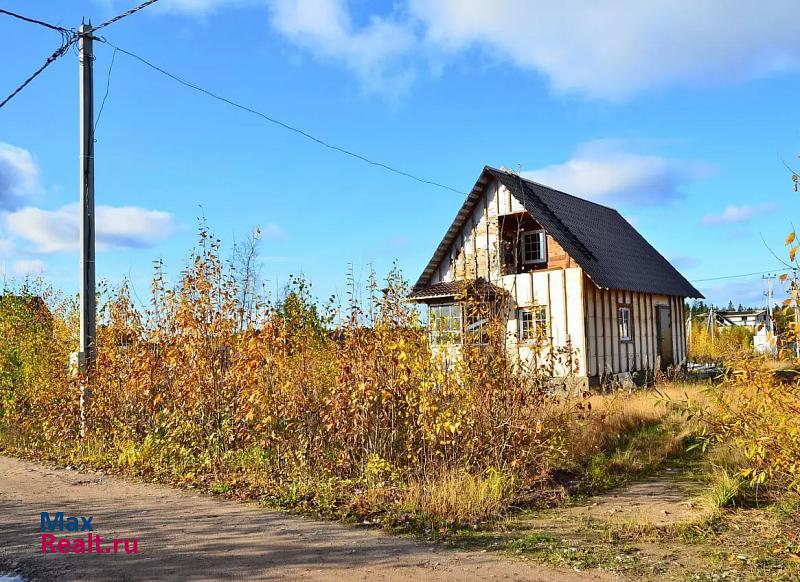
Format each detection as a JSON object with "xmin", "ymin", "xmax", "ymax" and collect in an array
[
  {"xmin": 690, "ymin": 268, "xmax": 791, "ymax": 283},
  {"xmin": 96, "ymin": 39, "xmax": 467, "ymax": 196},
  {"xmin": 0, "ymin": 8, "xmax": 72, "ymax": 34},
  {"xmin": 0, "ymin": 0, "xmax": 161, "ymax": 113},
  {"xmin": 94, "ymin": 47, "xmax": 118, "ymax": 133},
  {"xmin": 92, "ymin": 0, "xmax": 161, "ymax": 32},
  {"xmin": 0, "ymin": 39, "xmax": 75, "ymax": 109}
]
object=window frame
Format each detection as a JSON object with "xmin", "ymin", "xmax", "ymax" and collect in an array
[
  {"xmin": 618, "ymin": 305, "xmax": 632, "ymax": 342},
  {"xmin": 429, "ymin": 303, "xmax": 462, "ymax": 346},
  {"xmin": 520, "ymin": 229, "xmax": 547, "ymax": 266},
  {"xmin": 518, "ymin": 305, "xmax": 548, "ymax": 343},
  {"xmin": 464, "ymin": 307, "xmax": 490, "ymax": 346}
]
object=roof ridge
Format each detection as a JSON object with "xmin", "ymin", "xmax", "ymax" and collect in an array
[
  {"xmin": 413, "ymin": 165, "xmax": 703, "ymax": 298},
  {"xmin": 486, "ymin": 165, "xmax": 618, "ymax": 212}
]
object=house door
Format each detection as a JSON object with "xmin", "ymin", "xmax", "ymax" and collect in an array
[{"xmin": 655, "ymin": 305, "xmax": 673, "ymax": 370}]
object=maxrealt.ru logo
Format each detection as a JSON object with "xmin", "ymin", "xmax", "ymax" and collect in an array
[{"xmin": 40, "ymin": 512, "xmax": 138, "ymax": 554}]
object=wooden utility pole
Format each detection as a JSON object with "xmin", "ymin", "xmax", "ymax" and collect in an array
[{"xmin": 78, "ymin": 22, "xmax": 96, "ymax": 436}]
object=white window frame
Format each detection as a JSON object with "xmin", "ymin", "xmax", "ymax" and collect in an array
[
  {"xmin": 618, "ymin": 306, "xmax": 632, "ymax": 341},
  {"xmin": 518, "ymin": 305, "xmax": 548, "ymax": 342},
  {"xmin": 521, "ymin": 230, "xmax": 547, "ymax": 265},
  {"xmin": 429, "ymin": 303, "xmax": 462, "ymax": 346},
  {"xmin": 465, "ymin": 311, "xmax": 489, "ymax": 345}
]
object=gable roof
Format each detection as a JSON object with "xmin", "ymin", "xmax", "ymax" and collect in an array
[{"xmin": 414, "ymin": 166, "xmax": 703, "ymax": 298}]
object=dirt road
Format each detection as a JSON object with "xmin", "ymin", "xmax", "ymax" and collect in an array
[{"xmin": 0, "ymin": 455, "xmax": 617, "ymax": 582}]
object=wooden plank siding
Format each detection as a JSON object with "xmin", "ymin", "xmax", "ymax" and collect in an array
[
  {"xmin": 423, "ymin": 176, "xmax": 688, "ymax": 382},
  {"xmin": 582, "ymin": 279, "xmax": 688, "ymax": 378}
]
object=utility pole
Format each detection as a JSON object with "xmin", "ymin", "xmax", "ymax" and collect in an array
[
  {"xmin": 763, "ymin": 274, "xmax": 774, "ymax": 333},
  {"xmin": 78, "ymin": 22, "xmax": 96, "ymax": 437}
]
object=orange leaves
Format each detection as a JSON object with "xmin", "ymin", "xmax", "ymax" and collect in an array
[
  {"xmin": 6, "ymin": 227, "xmax": 585, "ymax": 518},
  {"xmin": 787, "ymin": 232, "xmax": 796, "ymax": 245}
]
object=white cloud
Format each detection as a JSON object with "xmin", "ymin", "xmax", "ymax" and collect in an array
[
  {"xmin": 159, "ymin": 0, "xmax": 252, "ymax": 14},
  {"xmin": 94, "ymin": 0, "xmax": 248, "ymax": 15},
  {"xmin": 409, "ymin": 0, "xmax": 800, "ymax": 99},
  {"xmin": 104, "ymin": 0, "xmax": 800, "ymax": 99},
  {"xmin": 522, "ymin": 140, "xmax": 710, "ymax": 206},
  {"xmin": 267, "ymin": 0, "xmax": 417, "ymax": 94},
  {"xmin": 260, "ymin": 222, "xmax": 285, "ymax": 241},
  {"xmin": 700, "ymin": 203, "xmax": 779, "ymax": 225},
  {"xmin": 5, "ymin": 204, "xmax": 176, "ymax": 253},
  {"xmin": 12, "ymin": 259, "xmax": 45, "ymax": 277},
  {"xmin": 665, "ymin": 253, "xmax": 699, "ymax": 271},
  {"xmin": 0, "ymin": 143, "xmax": 40, "ymax": 210}
]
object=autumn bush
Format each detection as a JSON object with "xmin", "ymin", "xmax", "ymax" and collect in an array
[
  {"xmin": 0, "ymin": 227, "xmax": 699, "ymax": 526},
  {"xmin": 690, "ymin": 339, "xmax": 800, "ymax": 494},
  {"xmin": 0, "ymin": 287, "xmax": 78, "ymax": 453},
  {"xmin": 688, "ymin": 322, "xmax": 754, "ymax": 364}
]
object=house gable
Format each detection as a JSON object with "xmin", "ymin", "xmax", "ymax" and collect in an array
[{"xmin": 413, "ymin": 166, "xmax": 702, "ymax": 299}]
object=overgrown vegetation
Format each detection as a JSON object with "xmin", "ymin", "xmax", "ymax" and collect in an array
[
  {"xmin": 0, "ymin": 224, "xmax": 698, "ymax": 530},
  {"xmin": 3, "ymin": 207, "xmax": 800, "ymax": 580},
  {"xmin": 688, "ymin": 322, "xmax": 754, "ymax": 364}
]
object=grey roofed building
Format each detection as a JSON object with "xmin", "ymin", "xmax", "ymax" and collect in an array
[
  {"xmin": 414, "ymin": 166, "xmax": 702, "ymax": 299},
  {"xmin": 411, "ymin": 165, "xmax": 701, "ymax": 383}
]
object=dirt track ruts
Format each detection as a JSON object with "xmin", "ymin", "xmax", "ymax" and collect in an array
[{"xmin": 0, "ymin": 454, "xmax": 622, "ymax": 581}]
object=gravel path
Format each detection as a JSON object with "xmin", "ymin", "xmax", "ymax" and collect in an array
[{"xmin": 0, "ymin": 455, "xmax": 618, "ymax": 582}]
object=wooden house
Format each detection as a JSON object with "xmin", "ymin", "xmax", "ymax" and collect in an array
[{"xmin": 409, "ymin": 166, "xmax": 703, "ymax": 386}]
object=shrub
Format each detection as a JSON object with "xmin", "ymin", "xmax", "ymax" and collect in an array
[
  {"xmin": 689, "ymin": 323, "xmax": 754, "ymax": 364},
  {"xmin": 0, "ymin": 225, "xmax": 701, "ymax": 525}
]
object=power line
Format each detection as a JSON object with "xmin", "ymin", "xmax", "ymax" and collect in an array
[
  {"xmin": 0, "ymin": 0, "xmax": 163, "ymax": 113},
  {"xmin": 93, "ymin": 0, "xmax": 161, "ymax": 32},
  {"xmin": 94, "ymin": 47, "xmax": 118, "ymax": 133},
  {"xmin": 690, "ymin": 268, "xmax": 790, "ymax": 283},
  {"xmin": 0, "ymin": 8, "xmax": 72, "ymax": 34},
  {"xmin": 0, "ymin": 39, "xmax": 75, "ymax": 110},
  {"xmin": 97, "ymin": 39, "xmax": 467, "ymax": 196}
]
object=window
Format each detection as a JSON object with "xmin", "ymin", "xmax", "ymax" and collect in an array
[
  {"xmin": 519, "ymin": 306, "xmax": 548, "ymax": 342},
  {"xmin": 521, "ymin": 230, "xmax": 547, "ymax": 265},
  {"xmin": 618, "ymin": 306, "xmax": 632, "ymax": 341},
  {"xmin": 465, "ymin": 309, "xmax": 489, "ymax": 345},
  {"xmin": 429, "ymin": 303, "xmax": 461, "ymax": 345}
]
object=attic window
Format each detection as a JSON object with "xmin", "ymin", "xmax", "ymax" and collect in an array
[
  {"xmin": 499, "ymin": 213, "xmax": 547, "ymax": 274},
  {"xmin": 521, "ymin": 230, "xmax": 546, "ymax": 265}
]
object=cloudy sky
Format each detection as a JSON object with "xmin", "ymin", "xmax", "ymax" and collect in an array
[{"xmin": 2, "ymin": 0, "xmax": 800, "ymax": 306}]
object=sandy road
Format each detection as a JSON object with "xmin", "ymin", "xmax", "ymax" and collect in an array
[{"xmin": 0, "ymin": 454, "xmax": 618, "ymax": 581}]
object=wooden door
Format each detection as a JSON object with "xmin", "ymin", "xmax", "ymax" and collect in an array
[{"xmin": 655, "ymin": 305, "xmax": 673, "ymax": 370}]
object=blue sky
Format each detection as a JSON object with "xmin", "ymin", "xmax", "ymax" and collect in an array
[{"xmin": 1, "ymin": 0, "xmax": 800, "ymax": 308}]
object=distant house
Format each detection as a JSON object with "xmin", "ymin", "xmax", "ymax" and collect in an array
[
  {"xmin": 409, "ymin": 166, "xmax": 703, "ymax": 386},
  {"xmin": 714, "ymin": 309, "xmax": 767, "ymax": 330}
]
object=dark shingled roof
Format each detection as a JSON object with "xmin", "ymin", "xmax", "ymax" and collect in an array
[{"xmin": 413, "ymin": 166, "xmax": 703, "ymax": 299}]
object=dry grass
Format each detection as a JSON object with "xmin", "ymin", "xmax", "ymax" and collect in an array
[
  {"xmin": 401, "ymin": 468, "xmax": 511, "ymax": 526},
  {"xmin": 568, "ymin": 383, "xmax": 704, "ymax": 459}
]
